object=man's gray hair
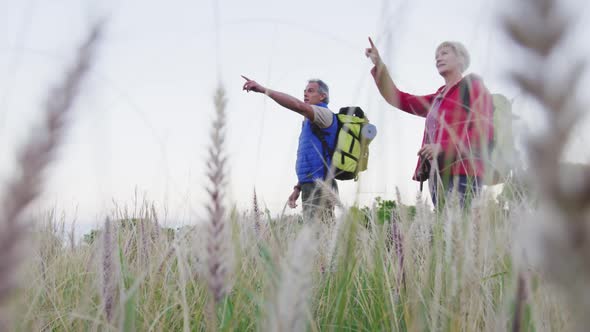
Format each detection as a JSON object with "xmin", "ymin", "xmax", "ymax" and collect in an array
[
  {"xmin": 308, "ymin": 79, "xmax": 329, "ymax": 104},
  {"xmin": 436, "ymin": 41, "xmax": 470, "ymax": 73}
]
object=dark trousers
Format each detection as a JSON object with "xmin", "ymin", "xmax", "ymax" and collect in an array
[
  {"xmin": 300, "ymin": 179, "xmax": 338, "ymax": 222},
  {"xmin": 429, "ymin": 174, "xmax": 481, "ymax": 209}
]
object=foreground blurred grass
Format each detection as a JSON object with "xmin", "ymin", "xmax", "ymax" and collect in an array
[{"xmin": 10, "ymin": 190, "xmax": 567, "ymax": 331}]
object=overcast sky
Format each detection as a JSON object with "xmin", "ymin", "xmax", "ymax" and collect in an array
[{"xmin": 1, "ymin": 0, "xmax": 589, "ymax": 232}]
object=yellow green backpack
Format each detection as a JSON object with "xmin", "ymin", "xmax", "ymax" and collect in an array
[{"xmin": 312, "ymin": 107, "xmax": 376, "ymax": 181}]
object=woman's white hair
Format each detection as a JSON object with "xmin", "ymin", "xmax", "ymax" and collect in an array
[{"xmin": 436, "ymin": 41, "xmax": 470, "ymax": 73}]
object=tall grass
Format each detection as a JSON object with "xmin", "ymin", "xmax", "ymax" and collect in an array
[
  {"xmin": 504, "ymin": 0, "xmax": 590, "ymax": 329},
  {"xmin": 7, "ymin": 192, "xmax": 568, "ymax": 331},
  {"xmin": 0, "ymin": 22, "xmax": 102, "ymax": 331}
]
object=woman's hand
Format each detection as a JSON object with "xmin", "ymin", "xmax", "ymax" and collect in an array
[
  {"xmin": 418, "ymin": 143, "xmax": 442, "ymax": 161},
  {"xmin": 365, "ymin": 37, "xmax": 382, "ymax": 66}
]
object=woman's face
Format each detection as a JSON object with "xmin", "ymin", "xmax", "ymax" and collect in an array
[{"xmin": 435, "ymin": 46, "xmax": 462, "ymax": 76}]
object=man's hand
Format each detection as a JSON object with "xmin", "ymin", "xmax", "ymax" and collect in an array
[
  {"xmin": 241, "ymin": 75, "xmax": 315, "ymax": 120},
  {"xmin": 418, "ymin": 143, "xmax": 442, "ymax": 161},
  {"xmin": 288, "ymin": 187, "xmax": 301, "ymax": 208},
  {"xmin": 365, "ymin": 37, "xmax": 382, "ymax": 66},
  {"xmin": 242, "ymin": 75, "xmax": 267, "ymax": 94}
]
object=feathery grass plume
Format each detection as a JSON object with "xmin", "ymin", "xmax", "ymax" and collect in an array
[
  {"xmin": 150, "ymin": 203, "xmax": 161, "ymax": 242},
  {"xmin": 512, "ymin": 272, "xmax": 527, "ymax": 332},
  {"xmin": 0, "ymin": 22, "xmax": 102, "ymax": 330},
  {"xmin": 69, "ymin": 216, "xmax": 77, "ymax": 251},
  {"xmin": 323, "ymin": 208, "xmax": 347, "ymax": 274},
  {"xmin": 503, "ymin": 0, "xmax": 590, "ymax": 327},
  {"xmin": 504, "ymin": 0, "xmax": 588, "ymax": 214},
  {"xmin": 267, "ymin": 226, "xmax": 317, "ymax": 332},
  {"xmin": 206, "ymin": 84, "xmax": 230, "ymax": 305},
  {"xmin": 253, "ymin": 188, "xmax": 261, "ymax": 234},
  {"xmin": 101, "ymin": 217, "xmax": 117, "ymax": 324},
  {"xmin": 392, "ymin": 189, "xmax": 406, "ymax": 289},
  {"xmin": 139, "ymin": 217, "xmax": 149, "ymax": 269}
]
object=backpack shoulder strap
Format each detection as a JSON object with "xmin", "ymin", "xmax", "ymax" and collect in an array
[
  {"xmin": 459, "ymin": 77, "xmax": 472, "ymax": 113},
  {"xmin": 310, "ymin": 114, "xmax": 338, "ymax": 179},
  {"xmin": 459, "ymin": 76, "xmax": 496, "ymax": 154},
  {"xmin": 310, "ymin": 114, "xmax": 338, "ymax": 154},
  {"xmin": 310, "ymin": 123, "xmax": 330, "ymax": 153}
]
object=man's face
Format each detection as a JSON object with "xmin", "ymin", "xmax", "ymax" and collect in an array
[{"xmin": 303, "ymin": 82, "xmax": 326, "ymax": 105}]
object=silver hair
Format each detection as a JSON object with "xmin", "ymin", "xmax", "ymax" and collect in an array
[
  {"xmin": 436, "ymin": 41, "xmax": 470, "ymax": 73},
  {"xmin": 308, "ymin": 79, "xmax": 329, "ymax": 104}
]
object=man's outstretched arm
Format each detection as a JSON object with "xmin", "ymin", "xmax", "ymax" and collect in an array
[{"xmin": 242, "ymin": 75, "xmax": 315, "ymax": 121}]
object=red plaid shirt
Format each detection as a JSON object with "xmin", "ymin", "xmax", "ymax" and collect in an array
[{"xmin": 374, "ymin": 71, "xmax": 494, "ymax": 180}]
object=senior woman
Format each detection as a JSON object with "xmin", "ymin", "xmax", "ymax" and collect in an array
[{"xmin": 366, "ymin": 38, "xmax": 493, "ymax": 207}]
